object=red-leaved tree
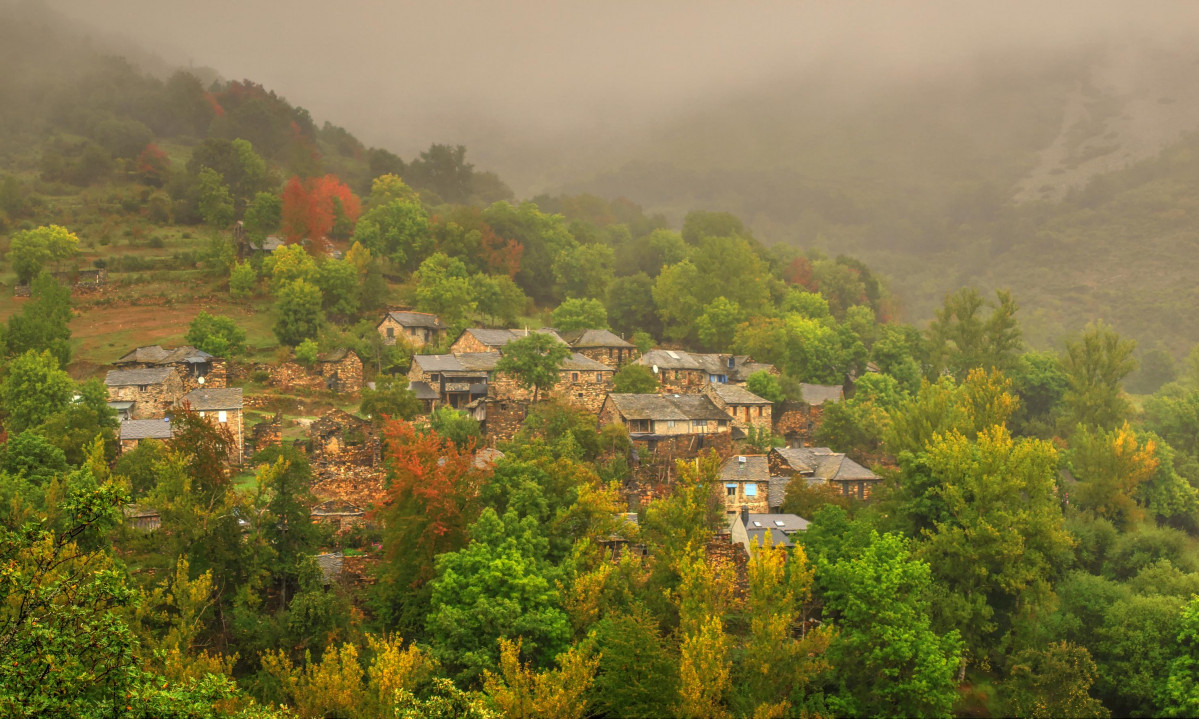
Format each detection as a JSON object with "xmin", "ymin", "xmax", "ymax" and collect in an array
[
  {"xmin": 136, "ymin": 143, "xmax": 171, "ymax": 186},
  {"xmin": 480, "ymin": 225, "xmax": 523, "ymax": 278},
  {"xmin": 372, "ymin": 417, "xmax": 489, "ymax": 634},
  {"xmin": 280, "ymin": 174, "xmax": 361, "ymax": 255}
]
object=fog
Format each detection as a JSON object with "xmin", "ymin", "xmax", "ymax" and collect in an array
[{"xmin": 41, "ymin": 0, "xmax": 1199, "ymax": 194}]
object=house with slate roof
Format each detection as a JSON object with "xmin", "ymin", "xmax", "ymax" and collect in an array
[
  {"xmin": 729, "ymin": 506, "xmax": 809, "ymax": 555},
  {"xmin": 557, "ymin": 328, "xmax": 640, "ymax": 368},
  {"xmin": 703, "ymin": 383, "xmax": 774, "ymax": 433},
  {"xmin": 769, "ymin": 446, "xmax": 881, "ymax": 500},
  {"xmin": 448, "ymin": 327, "xmax": 566, "ymax": 354},
  {"xmin": 598, "ymin": 392, "xmax": 733, "ymax": 461},
  {"xmin": 775, "ymin": 383, "xmax": 845, "ymax": 443},
  {"xmin": 719, "ymin": 454, "xmax": 771, "ymax": 513},
  {"xmin": 105, "ymin": 367, "xmax": 186, "ymax": 419},
  {"xmin": 178, "ymin": 387, "xmax": 244, "ymax": 464},
  {"xmin": 118, "ymin": 418, "xmax": 173, "ymax": 454},
  {"xmin": 314, "ymin": 348, "xmax": 364, "ymax": 394},
  {"xmin": 636, "ymin": 350, "xmax": 777, "ymax": 393},
  {"xmin": 377, "ymin": 310, "xmax": 448, "ymax": 348},
  {"xmin": 409, "ymin": 350, "xmax": 614, "ymax": 413},
  {"xmin": 115, "ymin": 344, "xmax": 226, "ymax": 391}
]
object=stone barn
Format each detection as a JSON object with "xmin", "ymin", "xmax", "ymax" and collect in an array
[{"xmin": 377, "ymin": 310, "xmax": 447, "ymax": 348}]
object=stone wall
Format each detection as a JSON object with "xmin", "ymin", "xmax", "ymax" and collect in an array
[
  {"xmin": 378, "ymin": 315, "xmax": 443, "ymax": 347},
  {"xmin": 576, "ymin": 346, "xmax": 640, "ymax": 369},
  {"xmin": 271, "ymin": 362, "xmax": 327, "ymax": 392},
  {"xmin": 197, "ymin": 407, "xmax": 244, "ymax": 464},
  {"xmin": 249, "ymin": 412, "xmax": 282, "ymax": 455},
  {"xmin": 480, "ymin": 398, "xmax": 528, "ymax": 446},
  {"xmin": 488, "ymin": 369, "xmax": 613, "ymax": 414},
  {"xmin": 318, "ymin": 353, "xmax": 364, "ymax": 394},
  {"xmin": 655, "ymin": 368, "xmax": 709, "ymax": 394},
  {"xmin": 309, "ymin": 409, "xmax": 379, "ymax": 467},
  {"xmin": 774, "ymin": 402, "xmax": 823, "ymax": 444},
  {"xmin": 109, "ymin": 370, "xmax": 187, "ymax": 419},
  {"xmin": 448, "ymin": 332, "xmax": 496, "ymax": 355},
  {"xmin": 720, "ymin": 479, "xmax": 770, "ymax": 514}
]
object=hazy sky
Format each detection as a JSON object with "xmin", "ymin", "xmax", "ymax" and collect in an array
[{"xmin": 42, "ymin": 1, "xmax": 1199, "ymax": 186}]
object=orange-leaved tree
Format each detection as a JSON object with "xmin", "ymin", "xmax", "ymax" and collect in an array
[{"xmin": 281, "ymin": 174, "xmax": 361, "ymax": 255}]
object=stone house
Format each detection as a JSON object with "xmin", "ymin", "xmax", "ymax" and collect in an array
[
  {"xmin": 729, "ymin": 506, "xmax": 809, "ymax": 555},
  {"xmin": 769, "ymin": 446, "xmax": 881, "ymax": 500},
  {"xmin": 408, "ymin": 352, "xmax": 500, "ymax": 409},
  {"xmin": 719, "ymin": 454, "xmax": 771, "ymax": 514},
  {"xmin": 118, "ymin": 418, "xmax": 173, "ymax": 454},
  {"xmin": 636, "ymin": 350, "xmax": 778, "ymax": 393},
  {"xmin": 178, "ymin": 387, "xmax": 244, "ymax": 464},
  {"xmin": 315, "ymin": 348, "xmax": 364, "ymax": 394},
  {"xmin": 406, "ymin": 380, "xmax": 440, "ymax": 414},
  {"xmin": 123, "ymin": 504, "xmax": 162, "ymax": 532},
  {"xmin": 309, "ymin": 409, "xmax": 378, "ymax": 467},
  {"xmin": 115, "ymin": 345, "xmax": 227, "ymax": 391},
  {"xmin": 377, "ymin": 310, "xmax": 447, "ymax": 348},
  {"xmin": 774, "ymin": 384, "xmax": 844, "ymax": 444},
  {"xmin": 488, "ymin": 352, "xmax": 614, "ymax": 413},
  {"xmin": 449, "ymin": 327, "xmax": 565, "ymax": 355},
  {"xmin": 558, "ymin": 329, "xmax": 640, "ymax": 368},
  {"xmin": 105, "ymin": 367, "xmax": 186, "ymax": 419},
  {"xmin": 598, "ymin": 393, "xmax": 733, "ymax": 460},
  {"xmin": 703, "ymin": 383, "xmax": 774, "ymax": 434}
]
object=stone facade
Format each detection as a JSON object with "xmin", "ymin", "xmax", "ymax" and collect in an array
[
  {"xmin": 316, "ymin": 349, "xmax": 364, "ymax": 394},
  {"xmin": 309, "ymin": 409, "xmax": 379, "ymax": 467},
  {"xmin": 106, "ymin": 368, "xmax": 186, "ymax": 420},
  {"xmin": 703, "ymin": 384, "xmax": 773, "ymax": 432},
  {"xmin": 180, "ymin": 388, "xmax": 244, "ymax": 464},
  {"xmin": 559, "ymin": 329, "xmax": 641, "ymax": 369},
  {"xmin": 114, "ymin": 345, "xmax": 226, "ymax": 392},
  {"xmin": 774, "ymin": 402, "xmax": 825, "ymax": 445},
  {"xmin": 449, "ymin": 328, "xmax": 565, "ymax": 355},
  {"xmin": 637, "ymin": 350, "xmax": 779, "ymax": 394},
  {"xmin": 487, "ymin": 361, "xmax": 614, "ymax": 414},
  {"xmin": 249, "ymin": 412, "xmax": 282, "ymax": 455},
  {"xmin": 473, "ymin": 398, "xmax": 529, "ymax": 446},
  {"xmin": 378, "ymin": 311, "xmax": 446, "ymax": 348},
  {"xmin": 718, "ymin": 455, "xmax": 771, "ymax": 514},
  {"xmin": 310, "ymin": 498, "xmax": 367, "ymax": 533}
]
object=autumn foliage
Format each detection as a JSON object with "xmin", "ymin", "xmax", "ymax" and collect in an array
[
  {"xmin": 376, "ymin": 418, "xmax": 488, "ymax": 586},
  {"xmin": 480, "ymin": 225, "xmax": 524, "ymax": 278},
  {"xmin": 136, "ymin": 142, "xmax": 170, "ymax": 186},
  {"xmin": 281, "ymin": 174, "xmax": 362, "ymax": 255}
]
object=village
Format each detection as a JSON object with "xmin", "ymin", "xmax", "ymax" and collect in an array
[{"xmin": 109, "ymin": 306, "xmax": 880, "ymax": 572}]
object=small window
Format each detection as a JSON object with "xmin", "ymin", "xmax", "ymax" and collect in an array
[
  {"xmin": 757, "ymin": 406, "xmax": 763, "ymax": 416},
  {"xmin": 752, "ymin": 521, "xmax": 763, "ymax": 527},
  {"xmin": 692, "ymin": 420, "xmax": 706, "ymax": 432},
  {"xmin": 572, "ymin": 372, "xmax": 579, "ymax": 382},
  {"xmin": 674, "ymin": 370, "xmax": 681, "ymax": 380},
  {"xmin": 386, "ymin": 327, "xmax": 394, "ymax": 339},
  {"xmin": 774, "ymin": 520, "xmax": 786, "ymax": 527},
  {"xmin": 728, "ymin": 356, "xmax": 735, "ymax": 369},
  {"xmin": 577, "ymin": 392, "xmax": 584, "ymax": 399},
  {"xmin": 725, "ymin": 484, "xmax": 736, "ymax": 496},
  {"xmin": 667, "ymin": 420, "xmax": 676, "ymax": 429},
  {"xmin": 744, "ymin": 483, "xmax": 757, "ymax": 497},
  {"xmin": 596, "ymin": 372, "xmax": 603, "ymax": 382},
  {"xmin": 198, "ymin": 411, "xmax": 205, "ymax": 418},
  {"xmin": 218, "ymin": 410, "xmax": 228, "ymax": 423},
  {"xmin": 718, "ymin": 420, "xmax": 728, "ymax": 428}
]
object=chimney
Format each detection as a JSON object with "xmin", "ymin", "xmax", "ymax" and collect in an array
[{"xmin": 740, "ymin": 504, "xmax": 749, "ymax": 529}]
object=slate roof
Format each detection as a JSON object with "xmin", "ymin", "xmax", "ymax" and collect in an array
[
  {"xmin": 413, "ymin": 353, "xmax": 502, "ymax": 373},
  {"xmin": 768, "ymin": 477, "xmax": 790, "ymax": 509},
  {"xmin": 116, "ymin": 345, "xmax": 212, "ymax": 365},
  {"xmin": 106, "ymin": 367, "xmax": 175, "ymax": 386},
  {"xmin": 745, "ymin": 513, "xmax": 810, "ymax": 532},
  {"xmin": 771, "ymin": 447, "xmax": 879, "ymax": 482},
  {"xmin": 260, "ymin": 235, "xmax": 285, "ymax": 251},
  {"xmin": 382, "ymin": 310, "xmax": 446, "ymax": 329},
  {"xmin": 708, "ymin": 383, "xmax": 772, "ymax": 405},
  {"xmin": 559, "ymin": 328, "xmax": 635, "ymax": 349},
  {"xmin": 799, "ymin": 383, "xmax": 844, "ymax": 405},
  {"xmin": 120, "ymin": 418, "xmax": 173, "ymax": 440},
  {"xmin": 637, "ymin": 350, "xmax": 772, "ymax": 381},
  {"xmin": 719, "ymin": 455, "xmax": 770, "ymax": 483},
  {"xmin": 407, "ymin": 381, "xmax": 440, "ymax": 400},
  {"xmin": 461, "ymin": 328, "xmax": 565, "ymax": 348},
  {"xmin": 314, "ymin": 552, "xmax": 344, "ymax": 585},
  {"xmin": 746, "ymin": 526, "xmax": 793, "ymax": 548},
  {"xmin": 561, "ymin": 352, "xmax": 613, "ymax": 371},
  {"xmin": 316, "ymin": 347, "xmax": 358, "ymax": 363},
  {"xmin": 180, "ymin": 387, "xmax": 243, "ymax": 411},
  {"xmin": 605, "ymin": 393, "xmax": 729, "ymax": 422}
]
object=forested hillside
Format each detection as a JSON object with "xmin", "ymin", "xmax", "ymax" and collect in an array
[{"xmin": 6, "ymin": 5, "xmax": 1199, "ymax": 719}]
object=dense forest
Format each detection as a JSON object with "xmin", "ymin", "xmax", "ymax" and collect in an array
[{"xmin": 5, "ymin": 5, "xmax": 1199, "ymax": 718}]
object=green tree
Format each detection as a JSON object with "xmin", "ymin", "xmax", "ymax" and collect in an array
[
  {"xmin": 496, "ymin": 332, "xmax": 571, "ymax": 403},
  {"xmin": 228, "ymin": 260, "xmax": 258, "ymax": 299},
  {"xmin": 195, "ymin": 166, "xmax": 235, "ymax": 228},
  {"xmin": 316, "ymin": 258, "xmax": 360, "ymax": 318},
  {"xmin": 426, "ymin": 508, "xmax": 571, "ymax": 683},
  {"xmin": 35, "ymin": 379, "xmax": 118, "ymax": 466},
  {"xmin": 360, "ymin": 374, "xmax": 423, "ymax": 423},
  {"xmin": 694, "ymin": 297, "xmax": 742, "ymax": 352},
  {"xmin": 1, "ymin": 350, "xmax": 74, "ymax": 434},
  {"xmin": 6, "ymin": 225, "xmax": 79, "ymax": 285},
  {"xmin": 1060, "ymin": 321, "xmax": 1137, "ymax": 431},
  {"xmin": 352, "ymin": 196, "xmax": 431, "ymax": 269},
  {"xmin": 243, "ymin": 191, "xmax": 282, "ymax": 242},
  {"xmin": 482, "ymin": 201, "xmax": 577, "ymax": 305},
  {"xmin": 407, "ymin": 143, "xmax": 475, "ymax": 204},
  {"xmin": 605, "ymin": 273, "xmax": 660, "ymax": 337},
  {"xmin": 1066, "ymin": 423, "xmax": 1159, "ymax": 528},
  {"xmin": 1163, "ymin": 595, "xmax": 1199, "ymax": 718},
  {"xmin": 816, "ymin": 372, "xmax": 904, "ymax": 458},
  {"xmin": 414, "ymin": 253, "xmax": 476, "ymax": 326},
  {"xmin": 612, "ymin": 364, "xmax": 660, "ymax": 394},
  {"xmin": 926, "ymin": 288, "xmax": 1022, "ymax": 381},
  {"xmin": 1, "ymin": 430, "xmax": 68, "ymax": 486},
  {"xmin": 294, "ymin": 338, "xmax": 319, "ymax": 366},
  {"xmin": 273, "ymin": 279, "xmax": 324, "ymax": 347},
  {"xmin": 473, "ymin": 274, "xmax": 528, "ymax": 327},
  {"xmin": 745, "ymin": 370, "xmax": 785, "ymax": 404},
  {"xmin": 428, "ymin": 407, "xmax": 484, "ymax": 449},
  {"xmin": 591, "ymin": 609, "xmax": 680, "ymax": 718},
  {"xmin": 551, "ymin": 298, "xmax": 608, "ymax": 332},
  {"xmin": 1002, "ymin": 642, "xmax": 1108, "ymax": 719},
  {"xmin": 253, "ymin": 447, "xmax": 323, "ymax": 606},
  {"xmin": 113, "ymin": 438, "xmax": 168, "ymax": 499},
  {"xmin": 820, "ymin": 531, "xmax": 962, "ymax": 718},
  {"xmin": 553, "ymin": 242, "xmax": 614, "ymax": 299},
  {"xmin": 5, "ymin": 271, "xmax": 73, "ymax": 367},
  {"xmin": 185, "ymin": 311, "xmax": 247, "ymax": 357}
]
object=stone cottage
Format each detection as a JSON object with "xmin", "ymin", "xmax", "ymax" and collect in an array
[
  {"xmin": 115, "ymin": 345, "xmax": 226, "ymax": 391},
  {"xmin": 449, "ymin": 327, "xmax": 565, "ymax": 355},
  {"xmin": 178, "ymin": 387, "xmax": 244, "ymax": 464},
  {"xmin": 377, "ymin": 310, "xmax": 448, "ymax": 348},
  {"xmin": 769, "ymin": 446, "xmax": 881, "ymax": 500},
  {"xmin": 105, "ymin": 367, "xmax": 186, "ymax": 420},
  {"xmin": 774, "ymin": 383, "xmax": 844, "ymax": 444},
  {"xmin": 558, "ymin": 329, "xmax": 640, "ymax": 368},
  {"xmin": 598, "ymin": 393, "xmax": 733, "ymax": 461},
  {"xmin": 703, "ymin": 383, "xmax": 774, "ymax": 434},
  {"xmin": 719, "ymin": 454, "xmax": 771, "ymax": 514},
  {"xmin": 488, "ymin": 352, "xmax": 615, "ymax": 413},
  {"xmin": 408, "ymin": 352, "xmax": 500, "ymax": 409},
  {"xmin": 636, "ymin": 350, "xmax": 778, "ymax": 393},
  {"xmin": 118, "ymin": 418, "xmax": 173, "ymax": 454},
  {"xmin": 315, "ymin": 348, "xmax": 364, "ymax": 394}
]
